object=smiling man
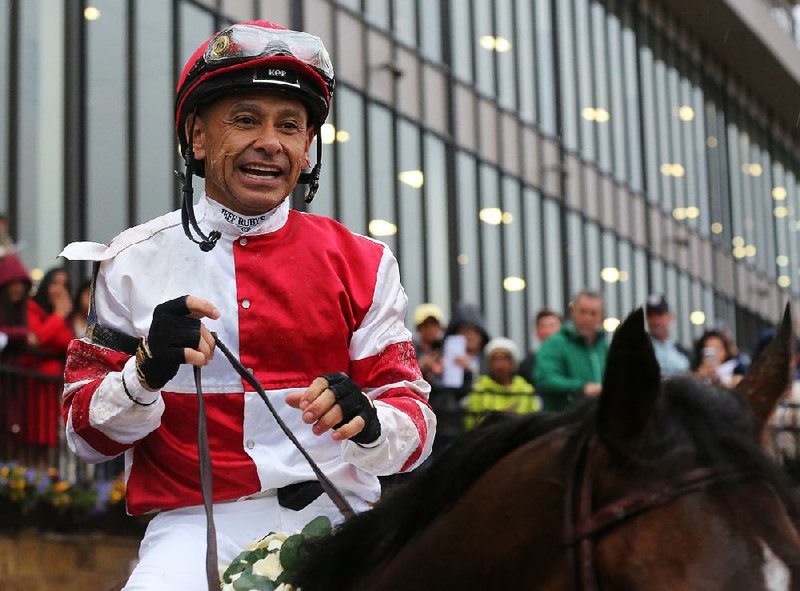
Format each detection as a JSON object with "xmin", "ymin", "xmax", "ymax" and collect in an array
[{"xmin": 59, "ymin": 21, "xmax": 434, "ymax": 590}]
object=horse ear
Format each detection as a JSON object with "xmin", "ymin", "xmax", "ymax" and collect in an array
[
  {"xmin": 736, "ymin": 302, "xmax": 795, "ymax": 433},
  {"xmin": 597, "ymin": 308, "xmax": 661, "ymax": 450}
]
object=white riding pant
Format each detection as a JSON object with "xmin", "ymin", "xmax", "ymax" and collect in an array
[{"xmin": 122, "ymin": 493, "xmax": 363, "ymax": 590}]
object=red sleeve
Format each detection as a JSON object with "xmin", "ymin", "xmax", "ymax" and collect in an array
[{"xmin": 62, "ymin": 338, "xmax": 135, "ymax": 458}]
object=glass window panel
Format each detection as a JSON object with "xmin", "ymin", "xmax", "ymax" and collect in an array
[
  {"xmin": 419, "ymin": 1, "xmax": 442, "ymax": 62},
  {"xmin": 496, "ymin": 0, "xmax": 516, "ymax": 111},
  {"xmin": 337, "ymin": 0, "xmax": 361, "ymax": 11},
  {"xmin": 524, "ymin": 188, "xmax": 547, "ymax": 315},
  {"xmin": 650, "ymin": 256, "xmax": 665, "ymax": 295},
  {"xmin": 19, "ymin": 0, "xmax": 65, "ymax": 269},
  {"xmin": 575, "ymin": 0, "xmax": 596, "ymax": 163},
  {"xmin": 480, "ymin": 163, "xmax": 504, "ymax": 338},
  {"xmin": 666, "ymin": 48, "xmax": 685, "ymax": 216},
  {"xmin": 678, "ymin": 271, "xmax": 691, "ymax": 346},
  {"xmin": 727, "ymin": 111, "xmax": 745, "ymax": 253},
  {"xmin": 87, "ymin": 0, "xmax": 126, "ymax": 245},
  {"xmin": 620, "ymin": 4, "xmax": 642, "ymax": 192},
  {"xmin": 585, "ymin": 222, "xmax": 601, "ymax": 290},
  {"xmin": 307, "ymin": 96, "xmax": 337, "ymax": 219},
  {"xmin": 473, "ymin": 0, "xmax": 494, "ymax": 97},
  {"xmin": 607, "ymin": 7, "xmax": 627, "ymax": 184},
  {"xmin": 367, "ymin": 103, "xmax": 396, "ymax": 251},
  {"xmin": 423, "ymin": 133, "xmax": 450, "ymax": 317},
  {"xmin": 555, "ymin": 0, "xmax": 578, "ymax": 149},
  {"xmin": 393, "ymin": 0, "xmax": 417, "ymax": 47},
  {"xmin": 221, "ymin": 0, "xmax": 255, "ymax": 21},
  {"xmin": 136, "ymin": 0, "xmax": 172, "ymax": 223},
  {"xmin": 535, "ymin": 0, "xmax": 556, "ymax": 134},
  {"xmin": 567, "ymin": 211, "xmax": 585, "ymax": 295},
  {"xmin": 786, "ymin": 169, "xmax": 799, "ymax": 296},
  {"xmin": 619, "ymin": 240, "xmax": 633, "ymax": 318},
  {"xmin": 179, "ymin": 3, "xmax": 214, "ymax": 67},
  {"xmin": 450, "ymin": 0, "xmax": 474, "ymax": 83},
  {"xmin": 690, "ymin": 70, "xmax": 710, "ymax": 236},
  {"xmin": 502, "ymin": 176, "xmax": 525, "ymax": 347},
  {"xmin": 337, "ymin": 88, "xmax": 366, "ymax": 233},
  {"xmin": 457, "ymin": 151, "xmax": 481, "ymax": 300},
  {"xmin": 665, "ymin": 265, "xmax": 680, "ymax": 343},
  {"xmin": 590, "ymin": 0, "xmax": 611, "ymax": 172},
  {"xmin": 543, "ymin": 199, "xmax": 564, "ymax": 310},
  {"xmin": 639, "ymin": 25, "xmax": 659, "ymax": 203},
  {"xmin": 601, "ymin": 230, "xmax": 619, "ymax": 321},
  {"xmin": 654, "ymin": 35, "xmax": 673, "ymax": 211},
  {"xmin": 397, "ymin": 119, "xmax": 424, "ymax": 318},
  {"xmin": 633, "ymin": 247, "xmax": 649, "ymax": 306},
  {"xmin": 515, "ymin": 0, "xmax": 536, "ymax": 123},
  {"xmin": 366, "ymin": 0, "xmax": 390, "ymax": 29}
]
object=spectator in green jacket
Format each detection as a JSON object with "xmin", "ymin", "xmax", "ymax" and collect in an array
[
  {"xmin": 464, "ymin": 337, "xmax": 540, "ymax": 430},
  {"xmin": 534, "ymin": 290, "xmax": 608, "ymax": 411}
]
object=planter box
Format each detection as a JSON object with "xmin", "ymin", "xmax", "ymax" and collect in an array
[{"xmin": 0, "ymin": 530, "xmax": 139, "ymax": 591}]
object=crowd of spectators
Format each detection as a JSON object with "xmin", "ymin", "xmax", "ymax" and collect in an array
[{"xmin": 412, "ymin": 290, "xmax": 783, "ymax": 457}]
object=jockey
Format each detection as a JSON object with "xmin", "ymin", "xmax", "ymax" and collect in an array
[{"xmin": 60, "ymin": 20, "xmax": 435, "ymax": 590}]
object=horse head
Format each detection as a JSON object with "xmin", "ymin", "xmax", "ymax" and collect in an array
[{"xmin": 587, "ymin": 305, "xmax": 800, "ymax": 590}]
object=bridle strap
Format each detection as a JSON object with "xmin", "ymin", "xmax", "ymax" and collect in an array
[
  {"xmin": 564, "ymin": 431, "xmax": 749, "ymax": 591},
  {"xmin": 569, "ymin": 465, "xmax": 749, "ymax": 543}
]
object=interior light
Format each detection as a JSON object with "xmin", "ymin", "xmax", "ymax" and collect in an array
[
  {"xmin": 671, "ymin": 164, "xmax": 685, "ymax": 177},
  {"xmin": 777, "ymin": 255, "xmax": 790, "ymax": 267},
  {"xmin": 733, "ymin": 246, "xmax": 747, "ymax": 259},
  {"xmin": 503, "ymin": 277, "xmax": 526, "ymax": 292},
  {"xmin": 778, "ymin": 275, "xmax": 792, "ymax": 288},
  {"xmin": 457, "ymin": 254, "xmax": 469, "ymax": 265},
  {"xmin": 742, "ymin": 163, "xmax": 763, "ymax": 177},
  {"xmin": 494, "ymin": 37, "xmax": 512, "ymax": 52},
  {"xmin": 603, "ymin": 317, "xmax": 621, "ymax": 332},
  {"xmin": 775, "ymin": 206, "xmax": 789, "ymax": 218},
  {"xmin": 501, "ymin": 212, "xmax": 514, "ymax": 224},
  {"xmin": 710, "ymin": 223, "xmax": 723, "ymax": 234},
  {"xmin": 677, "ymin": 106, "xmax": 695, "ymax": 121},
  {"xmin": 335, "ymin": 130, "xmax": 350, "ymax": 143},
  {"xmin": 479, "ymin": 208, "xmax": 504, "ymax": 225},
  {"xmin": 479, "ymin": 36, "xmax": 496, "ymax": 50},
  {"xmin": 600, "ymin": 267, "xmax": 621, "ymax": 283},
  {"xmin": 320, "ymin": 124, "xmax": 336, "ymax": 145},
  {"xmin": 732, "ymin": 236, "xmax": 745, "ymax": 248},
  {"xmin": 745, "ymin": 245, "xmax": 757, "ymax": 258},
  {"xmin": 619, "ymin": 271, "xmax": 629, "ymax": 282},
  {"xmin": 30, "ymin": 268, "xmax": 44, "ymax": 281},
  {"xmin": 368, "ymin": 219, "xmax": 397, "ymax": 237},
  {"xmin": 593, "ymin": 108, "xmax": 610, "ymax": 122},
  {"xmin": 398, "ymin": 170, "xmax": 424, "ymax": 189},
  {"xmin": 707, "ymin": 136, "xmax": 718, "ymax": 148},
  {"xmin": 684, "ymin": 206, "xmax": 700, "ymax": 219},
  {"xmin": 689, "ymin": 311, "xmax": 706, "ymax": 326},
  {"xmin": 773, "ymin": 186, "xmax": 788, "ymax": 200},
  {"xmin": 672, "ymin": 208, "xmax": 686, "ymax": 220},
  {"xmin": 84, "ymin": 6, "xmax": 101, "ymax": 20},
  {"xmin": 581, "ymin": 107, "xmax": 597, "ymax": 121}
]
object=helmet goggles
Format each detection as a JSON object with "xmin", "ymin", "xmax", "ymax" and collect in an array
[{"xmin": 202, "ymin": 24, "xmax": 334, "ymax": 94}]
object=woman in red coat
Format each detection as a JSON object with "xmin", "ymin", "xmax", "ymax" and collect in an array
[
  {"xmin": 22, "ymin": 267, "xmax": 73, "ymax": 449},
  {"xmin": 0, "ymin": 253, "xmax": 32, "ymax": 450}
]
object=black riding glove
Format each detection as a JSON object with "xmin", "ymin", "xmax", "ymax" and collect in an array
[
  {"xmin": 136, "ymin": 296, "xmax": 201, "ymax": 390},
  {"xmin": 320, "ymin": 372, "xmax": 381, "ymax": 445}
]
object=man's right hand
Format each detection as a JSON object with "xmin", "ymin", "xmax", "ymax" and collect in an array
[{"xmin": 136, "ymin": 295, "xmax": 219, "ymax": 391}]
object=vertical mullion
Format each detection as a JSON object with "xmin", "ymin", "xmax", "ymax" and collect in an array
[
  {"xmin": 127, "ymin": 0, "xmax": 137, "ymax": 227},
  {"xmin": 8, "ymin": 0, "xmax": 19, "ymax": 241}
]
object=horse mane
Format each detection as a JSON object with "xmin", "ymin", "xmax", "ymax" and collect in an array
[
  {"xmin": 292, "ymin": 408, "xmax": 584, "ymax": 591},
  {"xmin": 293, "ymin": 377, "xmax": 800, "ymax": 591}
]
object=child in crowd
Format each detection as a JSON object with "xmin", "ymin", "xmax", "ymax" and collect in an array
[{"xmin": 464, "ymin": 337, "xmax": 541, "ymax": 431}]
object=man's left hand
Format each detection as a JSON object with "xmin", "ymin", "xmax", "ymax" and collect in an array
[{"xmin": 285, "ymin": 373, "xmax": 381, "ymax": 445}]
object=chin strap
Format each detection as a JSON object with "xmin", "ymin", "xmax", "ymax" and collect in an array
[
  {"xmin": 298, "ymin": 136, "xmax": 323, "ymax": 203},
  {"xmin": 177, "ymin": 112, "xmax": 221, "ymax": 252}
]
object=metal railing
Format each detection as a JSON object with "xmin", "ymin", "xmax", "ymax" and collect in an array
[{"xmin": 0, "ymin": 363, "xmax": 121, "ymax": 482}]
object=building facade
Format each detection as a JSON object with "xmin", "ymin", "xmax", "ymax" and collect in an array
[{"xmin": 3, "ymin": 0, "xmax": 800, "ymax": 354}]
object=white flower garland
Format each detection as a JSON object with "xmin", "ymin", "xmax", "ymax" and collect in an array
[{"xmin": 220, "ymin": 516, "xmax": 331, "ymax": 591}]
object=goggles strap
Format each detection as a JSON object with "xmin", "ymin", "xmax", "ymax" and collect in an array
[
  {"xmin": 177, "ymin": 111, "xmax": 221, "ymax": 252},
  {"xmin": 299, "ymin": 137, "xmax": 323, "ymax": 204}
]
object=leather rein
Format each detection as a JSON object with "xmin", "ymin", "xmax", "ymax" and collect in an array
[{"xmin": 562, "ymin": 429, "xmax": 751, "ymax": 591}]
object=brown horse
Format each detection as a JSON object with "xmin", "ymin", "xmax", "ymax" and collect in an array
[{"xmin": 294, "ymin": 307, "xmax": 800, "ymax": 590}]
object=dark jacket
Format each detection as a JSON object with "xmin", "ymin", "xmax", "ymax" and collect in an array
[{"xmin": 534, "ymin": 322, "xmax": 608, "ymax": 412}]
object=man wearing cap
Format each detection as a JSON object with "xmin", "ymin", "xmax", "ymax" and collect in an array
[
  {"xmin": 645, "ymin": 293, "xmax": 690, "ymax": 377},
  {"xmin": 59, "ymin": 20, "xmax": 434, "ymax": 590}
]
